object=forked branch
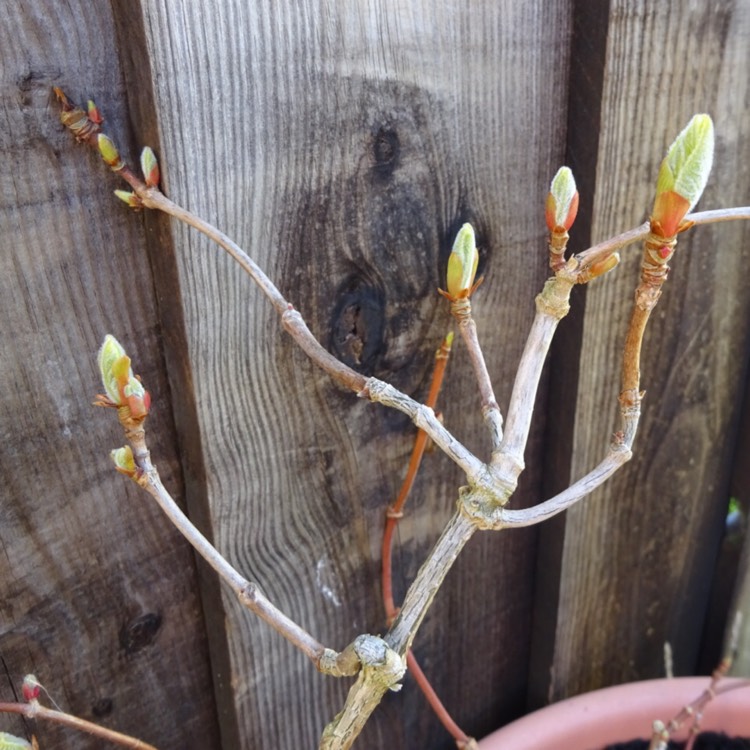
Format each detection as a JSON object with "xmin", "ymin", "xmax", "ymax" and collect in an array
[{"xmin": 54, "ymin": 93, "xmax": 750, "ymax": 750}]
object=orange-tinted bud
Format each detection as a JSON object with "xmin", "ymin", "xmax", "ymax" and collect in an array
[
  {"xmin": 652, "ymin": 114, "xmax": 713, "ymax": 238},
  {"xmin": 97, "ymin": 335, "xmax": 150, "ymax": 419},
  {"xmin": 140, "ymin": 147, "xmax": 160, "ymax": 188},
  {"xmin": 546, "ymin": 167, "xmax": 579, "ymax": 232},
  {"xmin": 87, "ymin": 100, "xmax": 103, "ymax": 125}
]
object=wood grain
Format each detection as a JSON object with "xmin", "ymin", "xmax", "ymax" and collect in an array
[
  {"xmin": 534, "ymin": 0, "xmax": 750, "ymax": 702},
  {"xmin": 135, "ymin": 1, "xmax": 571, "ymax": 747},
  {"xmin": 8, "ymin": 2, "xmax": 747, "ymax": 748},
  {"xmin": 0, "ymin": 3, "xmax": 220, "ymax": 748}
]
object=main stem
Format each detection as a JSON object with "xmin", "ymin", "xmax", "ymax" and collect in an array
[{"xmin": 386, "ymin": 511, "xmax": 477, "ymax": 655}]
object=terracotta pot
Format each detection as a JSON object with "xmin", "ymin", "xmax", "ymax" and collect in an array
[{"xmin": 477, "ymin": 677, "xmax": 750, "ymax": 750}]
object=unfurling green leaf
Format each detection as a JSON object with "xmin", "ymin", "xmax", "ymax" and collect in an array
[
  {"xmin": 652, "ymin": 114, "xmax": 714, "ymax": 236},
  {"xmin": 97, "ymin": 335, "xmax": 151, "ymax": 417},
  {"xmin": 98, "ymin": 334, "xmax": 128, "ymax": 405}
]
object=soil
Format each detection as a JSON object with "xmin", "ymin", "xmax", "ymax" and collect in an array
[{"xmin": 607, "ymin": 732, "xmax": 750, "ymax": 749}]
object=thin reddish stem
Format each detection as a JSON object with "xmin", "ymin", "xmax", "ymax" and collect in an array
[
  {"xmin": 382, "ymin": 333, "xmax": 452, "ymax": 620},
  {"xmin": 381, "ymin": 334, "xmax": 474, "ymax": 747},
  {"xmin": 0, "ymin": 701, "xmax": 157, "ymax": 749},
  {"xmin": 406, "ymin": 651, "xmax": 475, "ymax": 748}
]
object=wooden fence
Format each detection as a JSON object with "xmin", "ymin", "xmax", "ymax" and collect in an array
[{"xmin": 2, "ymin": 2, "xmax": 749, "ymax": 748}]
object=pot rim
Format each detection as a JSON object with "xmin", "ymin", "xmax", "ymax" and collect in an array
[{"xmin": 478, "ymin": 676, "xmax": 750, "ymax": 750}]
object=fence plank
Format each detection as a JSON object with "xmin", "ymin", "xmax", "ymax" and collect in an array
[
  {"xmin": 532, "ymin": 0, "xmax": 750, "ymax": 704},
  {"xmin": 0, "ymin": 3, "xmax": 220, "ymax": 748},
  {"xmin": 135, "ymin": 1, "xmax": 571, "ymax": 747}
]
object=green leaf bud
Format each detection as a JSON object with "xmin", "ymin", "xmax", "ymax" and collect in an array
[
  {"xmin": 111, "ymin": 445, "xmax": 137, "ymax": 476},
  {"xmin": 545, "ymin": 167, "xmax": 579, "ymax": 232},
  {"xmin": 0, "ymin": 732, "xmax": 32, "ymax": 750},
  {"xmin": 97, "ymin": 133, "xmax": 121, "ymax": 167},
  {"xmin": 140, "ymin": 146, "xmax": 160, "ymax": 187},
  {"xmin": 652, "ymin": 114, "xmax": 714, "ymax": 236},
  {"xmin": 446, "ymin": 223, "xmax": 479, "ymax": 299}
]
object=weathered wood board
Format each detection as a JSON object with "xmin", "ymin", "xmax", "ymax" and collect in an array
[
  {"xmin": 531, "ymin": 0, "xmax": 750, "ymax": 705},
  {"xmin": 135, "ymin": 1, "xmax": 570, "ymax": 747},
  {"xmin": 0, "ymin": 3, "xmax": 220, "ymax": 748},
  {"xmin": 3, "ymin": 1, "xmax": 749, "ymax": 749}
]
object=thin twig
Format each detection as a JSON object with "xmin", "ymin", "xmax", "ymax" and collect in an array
[
  {"xmin": 0, "ymin": 702, "xmax": 156, "ymax": 750},
  {"xmin": 141, "ymin": 470, "xmax": 329, "ymax": 665},
  {"xmin": 655, "ymin": 658, "xmax": 747, "ymax": 750},
  {"xmin": 493, "ymin": 445, "xmax": 632, "ymax": 528},
  {"xmin": 575, "ymin": 207, "xmax": 750, "ymax": 270},
  {"xmin": 406, "ymin": 652, "xmax": 475, "ymax": 749},
  {"xmin": 688, "ymin": 206, "xmax": 750, "ymax": 226},
  {"xmin": 365, "ymin": 379, "xmax": 490, "ymax": 489},
  {"xmin": 382, "ymin": 332, "xmax": 453, "ymax": 621},
  {"xmin": 449, "ymin": 299, "xmax": 503, "ymax": 450},
  {"xmin": 127, "ymin": 430, "xmax": 349, "ymax": 672},
  {"xmin": 576, "ymin": 222, "xmax": 650, "ymax": 268}
]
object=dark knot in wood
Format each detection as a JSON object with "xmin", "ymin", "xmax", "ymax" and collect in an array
[
  {"xmin": 371, "ymin": 127, "xmax": 400, "ymax": 178},
  {"xmin": 119, "ymin": 612, "xmax": 162, "ymax": 655},
  {"xmin": 330, "ymin": 279, "xmax": 385, "ymax": 372}
]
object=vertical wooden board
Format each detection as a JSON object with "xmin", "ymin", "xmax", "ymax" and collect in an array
[
  {"xmin": 539, "ymin": 0, "xmax": 750, "ymax": 702},
  {"xmin": 0, "ymin": 3, "xmax": 220, "ymax": 748},
  {"xmin": 137, "ymin": 1, "xmax": 571, "ymax": 746},
  {"xmin": 720, "ymin": 367, "xmax": 750, "ymax": 675}
]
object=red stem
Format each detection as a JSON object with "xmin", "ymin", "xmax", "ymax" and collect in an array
[
  {"xmin": 381, "ymin": 333, "xmax": 474, "ymax": 746},
  {"xmin": 381, "ymin": 333, "xmax": 452, "ymax": 620},
  {"xmin": 406, "ymin": 650, "xmax": 472, "ymax": 747},
  {"xmin": 0, "ymin": 702, "xmax": 157, "ymax": 749}
]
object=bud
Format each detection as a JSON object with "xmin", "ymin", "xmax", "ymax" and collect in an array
[
  {"xmin": 97, "ymin": 134, "xmax": 122, "ymax": 169},
  {"xmin": 87, "ymin": 99, "xmax": 103, "ymax": 125},
  {"xmin": 97, "ymin": 335, "xmax": 151, "ymax": 418},
  {"xmin": 140, "ymin": 147, "xmax": 160, "ymax": 187},
  {"xmin": 589, "ymin": 252, "xmax": 620, "ymax": 278},
  {"xmin": 445, "ymin": 223, "xmax": 479, "ymax": 299},
  {"xmin": 54, "ymin": 88, "xmax": 100, "ymax": 142},
  {"xmin": 123, "ymin": 375, "xmax": 150, "ymax": 419},
  {"xmin": 21, "ymin": 675, "xmax": 40, "ymax": 703},
  {"xmin": 111, "ymin": 445, "xmax": 138, "ymax": 477},
  {"xmin": 114, "ymin": 190, "xmax": 143, "ymax": 209},
  {"xmin": 0, "ymin": 732, "xmax": 32, "ymax": 750},
  {"xmin": 578, "ymin": 252, "xmax": 620, "ymax": 284},
  {"xmin": 545, "ymin": 167, "xmax": 579, "ymax": 233},
  {"xmin": 652, "ymin": 114, "xmax": 714, "ymax": 237}
]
